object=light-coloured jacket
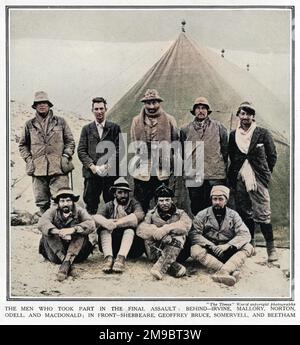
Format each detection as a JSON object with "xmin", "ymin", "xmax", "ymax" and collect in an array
[
  {"xmin": 189, "ymin": 206, "xmax": 251, "ymax": 249},
  {"xmin": 19, "ymin": 110, "xmax": 75, "ymax": 176}
]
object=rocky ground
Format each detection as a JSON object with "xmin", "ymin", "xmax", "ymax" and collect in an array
[{"xmin": 10, "ymin": 225, "xmax": 290, "ymax": 299}]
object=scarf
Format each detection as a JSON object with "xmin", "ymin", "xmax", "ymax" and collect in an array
[
  {"xmin": 113, "ymin": 199, "xmax": 129, "ymax": 219},
  {"xmin": 157, "ymin": 203, "xmax": 177, "ymax": 221},
  {"xmin": 192, "ymin": 117, "xmax": 211, "ymax": 139},
  {"xmin": 36, "ymin": 110, "xmax": 52, "ymax": 134},
  {"xmin": 235, "ymin": 120, "xmax": 257, "ymax": 192}
]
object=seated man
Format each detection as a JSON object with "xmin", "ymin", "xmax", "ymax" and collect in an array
[
  {"xmin": 137, "ymin": 184, "xmax": 192, "ymax": 280},
  {"xmin": 93, "ymin": 177, "xmax": 145, "ymax": 273},
  {"xmin": 190, "ymin": 185, "xmax": 253, "ymax": 286},
  {"xmin": 38, "ymin": 187, "xmax": 95, "ymax": 282}
]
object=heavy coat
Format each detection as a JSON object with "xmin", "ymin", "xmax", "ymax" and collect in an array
[
  {"xmin": 19, "ymin": 111, "xmax": 75, "ymax": 176},
  {"xmin": 137, "ymin": 207, "xmax": 192, "ymax": 243},
  {"xmin": 228, "ymin": 126, "xmax": 277, "ymax": 188},
  {"xmin": 180, "ymin": 118, "xmax": 228, "ymax": 181},
  {"xmin": 38, "ymin": 204, "xmax": 96, "ymax": 236},
  {"xmin": 77, "ymin": 121, "xmax": 121, "ymax": 178},
  {"xmin": 189, "ymin": 206, "xmax": 251, "ymax": 249}
]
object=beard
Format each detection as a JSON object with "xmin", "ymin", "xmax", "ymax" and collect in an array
[
  {"xmin": 61, "ymin": 205, "xmax": 72, "ymax": 214},
  {"xmin": 117, "ymin": 197, "xmax": 129, "ymax": 205}
]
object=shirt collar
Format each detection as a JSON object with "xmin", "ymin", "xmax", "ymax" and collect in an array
[{"xmin": 95, "ymin": 119, "xmax": 106, "ymax": 128}]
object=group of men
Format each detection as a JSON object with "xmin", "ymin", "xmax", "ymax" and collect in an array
[{"xmin": 18, "ymin": 89, "xmax": 279, "ymax": 286}]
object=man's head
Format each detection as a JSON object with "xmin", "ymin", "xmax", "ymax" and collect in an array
[
  {"xmin": 155, "ymin": 184, "xmax": 174, "ymax": 213},
  {"xmin": 236, "ymin": 101, "xmax": 255, "ymax": 128},
  {"xmin": 32, "ymin": 91, "xmax": 53, "ymax": 117},
  {"xmin": 210, "ymin": 185, "xmax": 230, "ymax": 210},
  {"xmin": 140, "ymin": 89, "xmax": 163, "ymax": 115},
  {"xmin": 92, "ymin": 97, "xmax": 107, "ymax": 124},
  {"xmin": 110, "ymin": 177, "xmax": 131, "ymax": 205},
  {"xmin": 53, "ymin": 188, "xmax": 80, "ymax": 213},
  {"xmin": 190, "ymin": 96, "xmax": 212, "ymax": 121}
]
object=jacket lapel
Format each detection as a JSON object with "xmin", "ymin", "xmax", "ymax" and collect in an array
[
  {"xmin": 101, "ymin": 122, "xmax": 111, "ymax": 141},
  {"xmin": 248, "ymin": 127, "xmax": 260, "ymax": 153},
  {"xmin": 90, "ymin": 122, "xmax": 101, "ymax": 141}
]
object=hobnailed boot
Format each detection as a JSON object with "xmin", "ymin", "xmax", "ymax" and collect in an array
[
  {"xmin": 57, "ymin": 260, "xmax": 71, "ymax": 282},
  {"xmin": 260, "ymin": 223, "xmax": 279, "ymax": 264},
  {"xmin": 168, "ymin": 262, "xmax": 186, "ymax": 278},
  {"xmin": 212, "ymin": 251, "xmax": 247, "ymax": 286},
  {"xmin": 112, "ymin": 255, "xmax": 126, "ymax": 273},
  {"xmin": 150, "ymin": 245, "xmax": 181, "ymax": 280},
  {"xmin": 266, "ymin": 241, "xmax": 279, "ymax": 263},
  {"xmin": 102, "ymin": 255, "xmax": 114, "ymax": 273}
]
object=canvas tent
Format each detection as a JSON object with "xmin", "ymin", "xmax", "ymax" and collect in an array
[{"xmin": 108, "ymin": 31, "xmax": 290, "ymax": 244}]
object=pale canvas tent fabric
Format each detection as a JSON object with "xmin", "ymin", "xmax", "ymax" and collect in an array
[{"xmin": 108, "ymin": 32, "xmax": 290, "ymax": 245}]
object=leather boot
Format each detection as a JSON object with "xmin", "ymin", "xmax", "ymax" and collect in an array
[
  {"xmin": 168, "ymin": 262, "xmax": 186, "ymax": 278},
  {"xmin": 102, "ymin": 255, "xmax": 114, "ymax": 273},
  {"xmin": 260, "ymin": 223, "xmax": 279, "ymax": 263},
  {"xmin": 112, "ymin": 255, "xmax": 126, "ymax": 273},
  {"xmin": 150, "ymin": 245, "xmax": 181, "ymax": 280},
  {"xmin": 57, "ymin": 260, "xmax": 71, "ymax": 282}
]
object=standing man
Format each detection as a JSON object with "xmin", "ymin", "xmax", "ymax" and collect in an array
[
  {"xmin": 78, "ymin": 97, "xmax": 121, "ymax": 215},
  {"xmin": 190, "ymin": 185, "xmax": 253, "ymax": 286},
  {"xmin": 19, "ymin": 91, "xmax": 75, "ymax": 215},
  {"xmin": 181, "ymin": 96, "xmax": 228, "ymax": 216},
  {"xmin": 38, "ymin": 187, "xmax": 95, "ymax": 281},
  {"xmin": 228, "ymin": 102, "xmax": 278, "ymax": 264},
  {"xmin": 137, "ymin": 184, "xmax": 192, "ymax": 280},
  {"xmin": 93, "ymin": 177, "xmax": 145, "ymax": 273},
  {"xmin": 130, "ymin": 89, "xmax": 179, "ymax": 213}
]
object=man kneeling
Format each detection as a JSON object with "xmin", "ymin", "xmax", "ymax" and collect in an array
[
  {"xmin": 190, "ymin": 185, "xmax": 253, "ymax": 286},
  {"xmin": 93, "ymin": 177, "xmax": 145, "ymax": 273},
  {"xmin": 137, "ymin": 184, "xmax": 192, "ymax": 280},
  {"xmin": 38, "ymin": 188, "xmax": 95, "ymax": 281}
]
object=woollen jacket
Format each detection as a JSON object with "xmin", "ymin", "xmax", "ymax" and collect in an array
[{"xmin": 19, "ymin": 111, "xmax": 75, "ymax": 176}]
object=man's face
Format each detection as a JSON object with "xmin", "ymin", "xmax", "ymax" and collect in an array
[
  {"xmin": 58, "ymin": 197, "xmax": 74, "ymax": 213},
  {"xmin": 238, "ymin": 109, "xmax": 254, "ymax": 127},
  {"xmin": 115, "ymin": 189, "xmax": 129, "ymax": 205},
  {"xmin": 144, "ymin": 100, "xmax": 161, "ymax": 114},
  {"xmin": 194, "ymin": 104, "xmax": 209, "ymax": 121},
  {"xmin": 92, "ymin": 102, "xmax": 107, "ymax": 123},
  {"xmin": 35, "ymin": 102, "xmax": 50, "ymax": 117},
  {"xmin": 212, "ymin": 195, "xmax": 227, "ymax": 210},
  {"xmin": 157, "ymin": 197, "xmax": 173, "ymax": 212}
]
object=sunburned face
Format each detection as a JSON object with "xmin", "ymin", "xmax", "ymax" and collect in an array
[
  {"xmin": 157, "ymin": 197, "xmax": 173, "ymax": 212},
  {"xmin": 144, "ymin": 100, "xmax": 161, "ymax": 114},
  {"xmin": 238, "ymin": 109, "xmax": 254, "ymax": 128},
  {"xmin": 211, "ymin": 195, "xmax": 227, "ymax": 210},
  {"xmin": 115, "ymin": 190, "xmax": 130, "ymax": 205},
  {"xmin": 194, "ymin": 104, "xmax": 209, "ymax": 121},
  {"xmin": 58, "ymin": 197, "xmax": 73, "ymax": 214},
  {"xmin": 36, "ymin": 102, "xmax": 50, "ymax": 117}
]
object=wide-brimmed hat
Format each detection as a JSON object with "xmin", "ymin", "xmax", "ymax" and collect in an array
[
  {"xmin": 109, "ymin": 177, "xmax": 132, "ymax": 192},
  {"xmin": 236, "ymin": 101, "xmax": 256, "ymax": 116},
  {"xmin": 52, "ymin": 187, "xmax": 80, "ymax": 203},
  {"xmin": 210, "ymin": 185, "xmax": 230, "ymax": 200},
  {"xmin": 155, "ymin": 184, "xmax": 174, "ymax": 199},
  {"xmin": 32, "ymin": 91, "xmax": 54, "ymax": 109},
  {"xmin": 190, "ymin": 96, "xmax": 212, "ymax": 115},
  {"xmin": 140, "ymin": 89, "xmax": 164, "ymax": 103}
]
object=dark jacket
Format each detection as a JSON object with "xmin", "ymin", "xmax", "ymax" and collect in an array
[
  {"xmin": 19, "ymin": 111, "xmax": 75, "ymax": 176},
  {"xmin": 228, "ymin": 126, "xmax": 277, "ymax": 188},
  {"xmin": 38, "ymin": 204, "xmax": 96, "ymax": 236},
  {"xmin": 77, "ymin": 121, "xmax": 121, "ymax": 178}
]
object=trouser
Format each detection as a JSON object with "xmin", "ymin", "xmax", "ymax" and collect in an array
[
  {"xmin": 98, "ymin": 228, "xmax": 145, "ymax": 259},
  {"xmin": 83, "ymin": 176, "xmax": 116, "ymax": 214},
  {"xmin": 100, "ymin": 228, "xmax": 135, "ymax": 258},
  {"xmin": 188, "ymin": 179, "xmax": 226, "ymax": 216},
  {"xmin": 32, "ymin": 175, "xmax": 69, "ymax": 212},
  {"xmin": 134, "ymin": 177, "xmax": 169, "ymax": 213},
  {"xmin": 39, "ymin": 234, "xmax": 93, "ymax": 264}
]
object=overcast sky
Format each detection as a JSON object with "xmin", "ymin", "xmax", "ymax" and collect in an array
[{"xmin": 10, "ymin": 8, "xmax": 291, "ymax": 53}]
